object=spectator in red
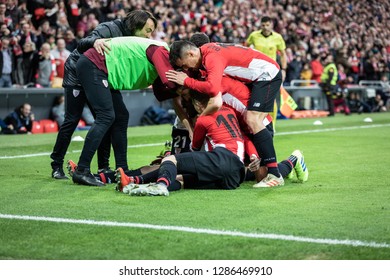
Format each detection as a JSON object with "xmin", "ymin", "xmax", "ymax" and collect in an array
[{"xmin": 310, "ymin": 53, "xmax": 323, "ymax": 83}]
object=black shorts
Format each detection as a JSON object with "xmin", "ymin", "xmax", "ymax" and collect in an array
[
  {"xmin": 175, "ymin": 147, "xmax": 245, "ymax": 190},
  {"xmin": 247, "ymin": 70, "xmax": 282, "ymax": 112}
]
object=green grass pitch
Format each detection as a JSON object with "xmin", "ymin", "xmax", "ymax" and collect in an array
[{"xmin": 0, "ymin": 112, "xmax": 389, "ymax": 260}]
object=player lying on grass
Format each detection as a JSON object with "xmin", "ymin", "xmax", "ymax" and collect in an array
[
  {"xmin": 118, "ymin": 91, "xmax": 258, "ymax": 196},
  {"xmin": 115, "ymin": 92, "xmax": 309, "ymax": 196}
]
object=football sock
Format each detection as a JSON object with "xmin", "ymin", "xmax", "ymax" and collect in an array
[
  {"xmin": 137, "ymin": 169, "xmax": 159, "ymax": 184},
  {"xmin": 253, "ymin": 129, "xmax": 280, "ymax": 177},
  {"xmin": 288, "ymin": 155, "xmax": 297, "ymax": 167},
  {"xmin": 157, "ymin": 160, "xmax": 177, "ymax": 187},
  {"xmin": 167, "ymin": 180, "xmax": 182, "ymax": 192},
  {"xmin": 125, "ymin": 168, "xmax": 143, "ymax": 176},
  {"xmin": 278, "ymin": 160, "xmax": 293, "ymax": 178}
]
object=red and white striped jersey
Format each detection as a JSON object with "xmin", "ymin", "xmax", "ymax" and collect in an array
[
  {"xmin": 184, "ymin": 43, "xmax": 280, "ymax": 96},
  {"xmin": 221, "ymin": 76, "xmax": 272, "ymax": 127},
  {"xmin": 192, "ymin": 105, "xmax": 245, "ymax": 162}
]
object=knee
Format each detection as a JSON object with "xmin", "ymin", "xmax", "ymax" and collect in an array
[
  {"xmin": 115, "ymin": 110, "xmax": 129, "ymax": 125},
  {"xmin": 245, "ymin": 111, "xmax": 259, "ymax": 129},
  {"xmin": 162, "ymin": 155, "xmax": 177, "ymax": 165}
]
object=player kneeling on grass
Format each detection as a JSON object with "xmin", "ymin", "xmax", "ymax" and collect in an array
[{"xmin": 116, "ymin": 91, "xmax": 262, "ymax": 196}]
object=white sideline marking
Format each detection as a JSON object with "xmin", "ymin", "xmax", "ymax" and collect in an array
[
  {"xmin": 276, "ymin": 123, "xmax": 390, "ymax": 136},
  {"xmin": 1, "ymin": 124, "xmax": 389, "ymax": 160},
  {"xmin": 0, "ymin": 213, "xmax": 389, "ymax": 249}
]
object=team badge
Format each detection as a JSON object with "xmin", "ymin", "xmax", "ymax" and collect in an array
[
  {"xmin": 72, "ymin": 89, "xmax": 80, "ymax": 97},
  {"xmin": 102, "ymin": 80, "xmax": 108, "ymax": 88}
]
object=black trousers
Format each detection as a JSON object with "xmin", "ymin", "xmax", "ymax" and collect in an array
[
  {"xmin": 75, "ymin": 55, "xmax": 129, "ymax": 170},
  {"xmin": 50, "ymin": 86, "xmax": 112, "ymax": 170}
]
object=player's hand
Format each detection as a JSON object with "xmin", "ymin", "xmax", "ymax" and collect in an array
[
  {"xmin": 248, "ymin": 154, "xmax": 260, "ymax": 172},
  {"xmin": 93, "ymin": 38, "xmax": 111, "ymax": 55},
  {"xmin": 166, "ymin": 70, "xmax": 188, "ymax": 86}
]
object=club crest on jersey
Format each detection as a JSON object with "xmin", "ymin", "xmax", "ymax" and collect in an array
[
  {"xmin": 72, "ymin": 89, "xmax": 80, "ymax": 97},
  {"xmin": 102, "ymin": 80, "xmax": 108, "ymax": 88}
]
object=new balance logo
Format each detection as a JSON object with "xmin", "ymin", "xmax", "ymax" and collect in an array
[{"xmin": 253, "ymin": 102, "xmax": 261, "ymax": 107}]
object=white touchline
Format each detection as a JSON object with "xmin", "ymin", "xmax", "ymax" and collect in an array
[
  {"xmin": 0, "ymin": 214, "xmax": 389, "ymax": 249},
  {"xmin": 1, "ymin": 124, "xmax": 390, "ymax": 160}
]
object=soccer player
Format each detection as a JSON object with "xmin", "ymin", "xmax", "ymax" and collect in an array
[
  {"xmin": 70, "ymin": 36, "xmax": 176, "ymax": 186},
  {"xmin": 166, "ymin": 40, "xmax": 284, "ymax": 187},
  {"xmin": 122, "ymin": 91, "xmax": 258, "ymax": 196}
]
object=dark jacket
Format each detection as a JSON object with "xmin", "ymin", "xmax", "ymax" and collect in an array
[
  {"xmin": 3, "ymin": 109, "xmax": 33, "ymax": 134},
  {"xmin": 63, "ymin": 19, "xmax": 131, "ymax": 88}
]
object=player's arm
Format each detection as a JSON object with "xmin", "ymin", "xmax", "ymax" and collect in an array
[
  {"xmin": 191, "ymin": 118, "xmax": 207, "ymax": 151},
  {"xmin": 184, "ymin": 56, "xmax": 225, "ymax": 96},
  {"xmin": 173, "ymin": 95, "xmax": 193, "ymax": 139},
  {"xmin": 149, "ymin": 46, "xmax": 176, "ymax": 89},
  {"xmin": 200, "ymin": 91, "xmax": 222, "ymax": 116},
  {"xmin": 77, "ymin": 22, "xmax": 114, "ymax": 54}
]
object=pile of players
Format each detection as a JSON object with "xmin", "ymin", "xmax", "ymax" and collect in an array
[{"xmin": 50, "ymin": 10, "xmax": 309, "ymax": 196}]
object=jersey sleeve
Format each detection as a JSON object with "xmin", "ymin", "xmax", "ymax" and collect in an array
[
  {"xmin": 183, "ymin": 53, "xmax": 225, "ymax": 97},
  {"xmin": 149, "ymin": 46, "xmax": 176, "ymax": 89},
  {"xmin": 191, "ymin": 117, "xmax": 208, "ymax": 151}
]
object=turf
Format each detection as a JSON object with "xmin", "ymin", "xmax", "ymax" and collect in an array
[{"xmin": 0, "ymin": 112, "xmax": 389, "ymax": 260}]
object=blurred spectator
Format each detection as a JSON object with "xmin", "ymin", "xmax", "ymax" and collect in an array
[
  {"xmin": 1, "ymin": 103, "xmax": 34, "ymax": 134},
  {"xmin": 19, "ymin": 22, "xmax": 40, "ymax": 50},
  {"xmin": 35, "ymin": 42, "xmax": 56, "ymax": 87},
  {"xmin": 347, "ymin": 91, "xmax": 372, "ymax": 114},
  {"xmin": 14, "ymin": 41, "xmax": 37, "ymax": 87},
  {"xmin": 5, "ymin": 0, "xmax": 24, "ymax": 27},
  {"xmin": 0, "ymin": 2, "xmax": 12, "ymax": 29},
  {"xmin": 285, "ymin": 52, "xmax": 303, "ymax": 85},
  {"xmin": 0, "ymin": 0, "xmax": 389, "ymax": 88},
  {"xmin": 300, "ymin": 62, "xmax": 312, "ymax": 84},
  {"xmin": 371, "ymin": 93, "xmax": 387, "ymax": 112},
  {"xmin": 64, "ymin": 29, "xmax": 77, "ymax": 51},
  {"xmin": 36, "ymin": 20, "xmax": 55, "ymax": 48},
  {"xmin": 310, "ymin": 53, "xmax": 323, "ymax": 83},
  {"xmin": 0, "ymin": 36, "xmax": 13, "ymax": 87},
  {"xmin": 347, "ymin": 49, "xmax": 360, "ymax": 84},
  {"xmin": 50, "ymin": 38, "xmax": 70, "ymax": 78}
]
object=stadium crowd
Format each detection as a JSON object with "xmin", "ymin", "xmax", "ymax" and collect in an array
[{"xmin": 0, "ymin": 0, "xmax": 389, "ymax": 110}]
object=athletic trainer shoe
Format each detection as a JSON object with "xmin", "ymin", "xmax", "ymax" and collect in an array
[
  {"xmin": 123, "ymin": 183, "xmax": 148, "ymax": 194},
  {"xmin": 72, "ymin": 168, "xmax": 105, "ymax": 187},
  {"xmin": 115, "ymin": 167, "xmax": 134, "ymax": 192},
  {"xmin": 52, "ymin": 167, "xmax": 69, "ymax": 180},
  {"xmin": 292, "ymin": 150, "xmax": 309, "ymax": 182},
  {"xmin": 130, "ymin": 182, "xmax": 169, "ymax": 196},
  {"xmin": 67, "ymin": 160, "xmax": 77, "ymax": 177},
  {"xmin": 253, "ymin": 174, "xmax": 284, "ymax": 188},
  {"xmin": 286, "ymin": 170, "xmax": 295, "ymax": 180}
]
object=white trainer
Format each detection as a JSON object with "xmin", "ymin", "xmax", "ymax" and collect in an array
[{"xmin": 253, "ymin": 173, "xmax": 284, "ymax": 188}]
